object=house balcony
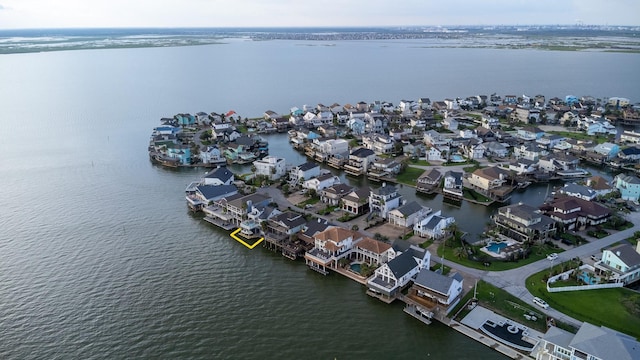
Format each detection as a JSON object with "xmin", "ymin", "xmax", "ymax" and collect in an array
[
  {"xmin": 240, "ymin": 219, "xmax": 262, "ymax": 238},
  {"xmin": 304, "ymin": 248, "xmax": 334, "ymax": 266},
  {"xmin": 367, "ymin": 275, "xmax": 399, "ymax": 297},
  {"xmin": 344, "ymin": 164, "xmax": 365, "ymax": 176}
]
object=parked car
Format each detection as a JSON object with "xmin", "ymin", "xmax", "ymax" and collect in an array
[
  {"xmin": 532, "ymin": 297, "xmax": 549, "ymax": 309},
  {"xmin": 546, "ymin": 253, "xmax": 558, "ymax": 261},
  {"xmin": 590, "ymin": 255, "xmax": 600, "ymax": 261}
]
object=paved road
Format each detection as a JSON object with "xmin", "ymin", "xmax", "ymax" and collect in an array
[{"xmin": 435, "ymin": 210, "xmax": 640, "ymax": 327}]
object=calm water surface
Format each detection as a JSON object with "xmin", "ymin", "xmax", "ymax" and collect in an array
[{"xmin": 1, "ymin": 38, "xmax": 637, "ymax": 359}]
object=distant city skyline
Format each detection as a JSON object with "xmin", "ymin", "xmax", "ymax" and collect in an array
[{"xmin": 1, "ymin": 0, "xmax": 639, "ymax": 30}]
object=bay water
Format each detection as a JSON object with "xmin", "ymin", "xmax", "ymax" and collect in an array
[{"xmin": 1, "ymin": 37, "xmax": 638, "ymax": 359}]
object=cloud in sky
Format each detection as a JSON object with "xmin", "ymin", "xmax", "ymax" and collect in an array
[{"xmin": 0, "ymin": 0, "xmax": 639, "ymax": 29}]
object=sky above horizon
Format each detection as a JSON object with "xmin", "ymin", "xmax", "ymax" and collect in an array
[{"xmin": 0, "ymin": 0, "xmax": 639, "ymax": 30}]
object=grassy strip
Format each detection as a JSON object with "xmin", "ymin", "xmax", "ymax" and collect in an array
[
  {"xmin": 526, "ymin": 271, "xmax": 640, "ymax": 339},
  {"xmin": 547, "ymin": 130, "xmax": 611, "ymax": 145},
  {"xmin": 396, "ymin": 167, "xmax": 425, "ymax": 186}
]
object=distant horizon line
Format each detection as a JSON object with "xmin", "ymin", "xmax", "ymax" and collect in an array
[{"xmin": 1, "ymin": 24, "xmax": 639, "ymax": 32}]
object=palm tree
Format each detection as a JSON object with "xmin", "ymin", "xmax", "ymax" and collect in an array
[{"xmin": 453, "ymin": 247, "xmax": 467, "ymax": 259}]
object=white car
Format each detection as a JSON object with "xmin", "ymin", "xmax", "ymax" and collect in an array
[
  {"xmin": 533, "ymin": 297, "xmax": 549, "ymax": 309},
  {"xmin": 547, "ymin": 253, "xmax": 558, "ymax": 261}
]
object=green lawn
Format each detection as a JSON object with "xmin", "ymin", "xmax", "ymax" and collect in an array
[
  {"xmin": 396, "ymin": 167, "xmax": 425, "ymax": 186},
  {"xmin": 438, "ymin": 240, "xmax": 562, "ymax": 271},
  {"xmin": 527, "ymin": 271, "xmax": 640, "ymax": 339},
  {"xmin": 547, "ymin": 130, "xmax": 611, "ymax": 144},
  {"xmin": 409, "ymin": 159, "xmax": 431, "ymax": 166},
  {"xmin": 451, "ymin": 281, "xmax": 549, "ymax": 333}
]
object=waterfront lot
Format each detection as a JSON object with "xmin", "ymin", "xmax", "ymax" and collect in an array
[{"xmin": 526, "ymin": 271, "xmax": 640, "ymax": 339}]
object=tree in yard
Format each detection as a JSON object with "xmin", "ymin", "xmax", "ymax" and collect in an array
[
  {"xmin": 453, "ymin": 247, "xmax": 467, "ymax": 259},
  {"xmin": 351, "ymin": 224, "xmax": 359, "ymax": 231}
]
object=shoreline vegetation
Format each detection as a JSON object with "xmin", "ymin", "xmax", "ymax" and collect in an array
[{"xmin": 2, "ymin": 26, "xmax": 640, "ymax": 55}]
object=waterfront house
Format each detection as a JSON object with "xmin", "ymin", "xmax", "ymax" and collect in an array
[
  {"xmin": 240, "ymin": 202, "xmax": 280, "ymax": 237},
  {"xmin": 618, "ymin": 146, "xmax": 640, "ymax": 162},
  {"xmin": 413, "ymin": 210, "xmax": 455, "ymax": 239},
  {"xmin": 516, "ymin": 126, "xmax": 544, "ymax": 141},
  {"xmin": 351, "ymin": 237, "xmax": 395, "ymax": 267},
  {"xmin": 594, "ymin": 242, "xmax": 640, "ymax": 285},
  {"xmin": 408, "ymin": 269, "xmax": 464, "ymax": 316},
  {"xmin": 367, "ymin": 245, "xmax": 430, "ymax": 301},
  {"xmin": 586, "ymin": 176, "xmax": 614, "ymax": 197},
  {"xmin": 535, "ymin": 322, "xmax": 640, "ymax": 360},
  {"xmin": 592, "ymin": 142, "xmax": 620, "ymax": 160},
  {"xmin": 304, "ymin": 227, "xmax": 362, "ymax": 275},
  {"xmin": 492, "ymin": 203, "xmax": 556, "ymax": 243},
  {"xmin": 263, "ymin": 110, "xmax": 280, "ymax": 120},
  {"xmin": 317, "ymin": 139, "xmax": 349, "ymax": 160},
  {"xmin": 202, "ymin": 166, "xmax": 235, "ymax": 186},
  {"xmin": 289, "ymin": 162, "xmax": 321, "ymax": 186},
  {"xmin": 557, "ymin": 183, "xmax": 597, "ymax": 201},
  {"xmin": 206, "ymin": 192, "xmax": 273, "ymax": 227},
  {"xmin": 320, "ymin": 183, "xmax": 354, "ymax": 206},
  {"xmin": 507, "ymin": 158, "xmax": 536, "ymax": 175},
  {"xmin": 620, "ymin": 130, "xmax": 640, "ymax": 144},
  {"xmin": 369, "ymin": 183, "xmax": 402, "ymax": 218},
  {"xmin": 536, "ymin": 134, "xmax": 566, "ymax": 150},
  {"xmin": 297, "ymin": 219, "xmax": 334, "ymax": 247},
  {"xmin": 537, "ymin": 153, "xmax": 580, "ymax": 173},
  {"xmin": 387, "ymin": 201, "xmax": 432, "ymax": 228},
  {"xmin": 362, "ymin": 133, "xmax": 395, "ymax": 155},
  {"xmin": 578, "ymin": 117, "xmax": 617, "ymax": 136},
  {"xmin": 272, "ymin": 117, "xmax": 290, "ymax": 132},
  {"xmin": 265, "ymin": 211, "xmax": 307, "ymax": 241},
  {"xmin": 467, "ymin": 166, "xmax": 514, "ymax": 202},
  {"xmin": 442, "ymin": 171, "xmax": 464, "ymax": 199},
  {"xmin": 187, "ymin": 184, "xmax": 238, "ymax": 212},
  {"xmin": 368, "ymin": 157, "xmax": 401, "ymax": 179},
  {"xmin": 199, "ymin": 146, "xmax": 224, "ymax": 165},
  {"xmin": 514, "ymin": 143, "xmax": 546, "ymax": 161},
  {"xmin": 253, "ymin": 156, "xmax": 286, "ymax": 180},
  {"xmin": 614, "ymin": 174, "xmax": 640, "ymax": 201},
  {"xmin": 481, "ymin": 115, "xmax": 500, "ymax": 129},
  {"xmin": 341, "ymin": 188, "xmax": 370, "ymax": 215},
  {"xmin": 153, "ymin": 125, "xmax": 181, "ymax": 136},
  {"xmin": 416, "ymin": 169, "xmax": 443, "ymax": 193},
  {"xmin": 304, "ymin": 173, "xmax": 341, "ymax": 192},
  {"xmin": 344, "ymin": 148, "xmax": 376, "ymax": 176},
  {"xmin": 540, "ymin": 195, "xmax": 611, "ymax": 231},
  {"xmin": 174, "ymin": 113, "xmax": 196, "ymax": 126}
]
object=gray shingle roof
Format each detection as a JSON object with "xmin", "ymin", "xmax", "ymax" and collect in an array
[
  {"xmin": 386, "ymin": 251, "xmax": 418, "ymax": 278},
  {"xmin": 607, "ymin": 243, "xmax": 640, "ymax": 268},
  {"xmin": 196, "ymin": 184, "xmax": 238, "ymax": 200},
  {"xmin": 351, "ymin": 148, "xmax": 375, "ymax": 158},
  {"xmin": 204, "ymin": 166, "xmax": 234, "ymax": 182},
  {"xmin": 298, "ymin": 162, "xmax": 319, "ymax": 171},
  {"xmin": 570, "ymin": 323, "xmax": 640, "ymax": 360},
  {"xmin": 413, "ymin": 269, "xmax": 458, "ymax": 295},
  {"xmin": 395, "ymin": 201, "xmax": 425, "ymax": 217}
]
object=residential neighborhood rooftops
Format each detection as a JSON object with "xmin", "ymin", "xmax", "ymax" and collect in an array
[
  {"xmin": 355, "ymin": 237, "xmax": 392, "ymax": 254},
  {"xmin": 395, "ymin": 201, "xmax": 427, "ymax": 217},
  {"xmin": 297, "ymin": 161, "xmax": 319, "ymax": 171},
  {"xmin": 386, "ymin": 250, "xmax": 419, "ymax": 278}
]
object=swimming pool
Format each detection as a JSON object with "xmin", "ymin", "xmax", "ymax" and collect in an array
[
  {"xmin": 450, "ymin": 154, "xmax": 465, "ymax": 162},
  {"xmin": 485, "ymin": 242, "xmax": 508, "ymax": 254},
  {"xmin": 579, "ymin": 271, "xmax": 598, "ymax": 285},
  {"xmin": 350, "ymin": 263, "xmax": 361, "ymax": 273}
]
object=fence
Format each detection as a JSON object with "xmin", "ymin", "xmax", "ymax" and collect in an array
[{"xmin": 546, "ymin": 264, "xmax": 623, "ymax": 293}]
